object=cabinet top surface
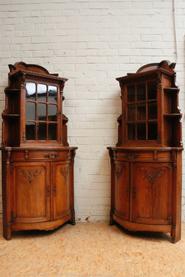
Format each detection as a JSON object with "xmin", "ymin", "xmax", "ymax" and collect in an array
[
  {"xmin": 0, "ymin": 146, "xmax": 78, "ymax": 151},
  {"xmin": 108, "ymin": 146, "xmax": 183, "ymax": 151}
]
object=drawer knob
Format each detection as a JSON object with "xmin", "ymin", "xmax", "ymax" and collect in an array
[
  {"xmin": 44, "ymin": 153, "xmax": 58, "ymax": 159},
  {"xmin": 50, "ymin": 153, "xmax": 58, "ymax": 159}
]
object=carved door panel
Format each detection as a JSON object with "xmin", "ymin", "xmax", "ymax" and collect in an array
[
  {"xmin": 114, "ymin": 161, "xmax": 130, "ymax": 220},
  {"xmin": 12, "ymin": 162, "xmax": 50, "ymax": 223},
  {"xmin": 52, "ymin": 162, "xmax": 70, "ymax": 219},
  {"xmin": 132, "ymin": 163, "xmax": 172, "ymax": 224}
]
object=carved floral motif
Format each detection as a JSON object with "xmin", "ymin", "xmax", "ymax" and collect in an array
[
  {"xmin": 19, "ymin": 168, "xmax": 42, "ymax": 184},
  {"xmin": 142, "ymin": 168, "xmax": 163, "ymax": 185}
]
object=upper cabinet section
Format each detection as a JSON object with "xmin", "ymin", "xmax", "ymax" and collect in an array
[
  {"xmin": 2, "ymin": 62, "xmax": 68, "ymax": 147},
  {"xmin": 116, "ymin": 60, "xmax": 182, "ymax": 147}
]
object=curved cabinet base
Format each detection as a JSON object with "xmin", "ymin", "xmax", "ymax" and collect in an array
[
  {"xmin": 2, "ymin": 147, "xmax": 77, "ymax": 240},
  {"xmin": 108, "ymin": 147, "xmax": 182, "ymax": 243},
  {"xmin": 4, "ymin": 214, "xmax": 76, "ymax": 240},
  {"xmin": 12, "ymin": 215, "xmax": 72, "ymax": 231},
  {"xmin": 112, "ymin": 214, "xmax": 179, "ymax": 243}
]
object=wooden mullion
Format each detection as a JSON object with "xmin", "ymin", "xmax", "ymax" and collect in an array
[
  {"xmin": 46, "ymin": 85, "xmax": 49, "ymax": 140},
  {"xmin": 35, "ymin": 83, "xmax": 38, "ymax": 140},
  {"xmin": 146, "ymin": 81, "xmax": 148, "ymax": 140},
  {"xmin": 135, "ymin": 84, "xmax": 137, "ymax": 140}
]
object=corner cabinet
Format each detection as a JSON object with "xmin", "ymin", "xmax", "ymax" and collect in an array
[
  {"xmin": 1, "ymin": 62, "xmax": 77, "ymax": 239},
  {"xmin": 108, "ymin": 61, "xmax": 183, "ymax": 243}
]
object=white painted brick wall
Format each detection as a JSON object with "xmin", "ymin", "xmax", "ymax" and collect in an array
[{"xmin": 0, "ymin": 0, "xmax": 185, "ymax": 221}]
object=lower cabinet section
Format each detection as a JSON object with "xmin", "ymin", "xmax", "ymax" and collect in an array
[
  {"xmin": 132, "ymin": 163, "xmax": 172, "ymax": 225},
  {"xmin": 109, "ymin": 148, "xmax": 182, "ymax": 243},
  {"xmin": 12, "ymin": 162, "xmax": 51, "ymax": 223},
  {"xmin": 2, "ymin": 147, "xmax": 76, "ymax": 239}
]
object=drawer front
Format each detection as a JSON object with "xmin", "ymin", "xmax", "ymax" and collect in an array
[
  {"xmin": 115, "ymin": 151, "xmax": 172, "ymax": 162},
  {"xmin": 10, "ymin": 150, "xmax": 70, "ymax": 162}
]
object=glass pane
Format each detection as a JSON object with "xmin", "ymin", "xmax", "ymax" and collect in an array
[
  {"xmin": 26, "ymin": 82, "xmax": 36, "ymax": 100},
  {"xmin": 48, "ymin": 86, "xmax": 57, "ymax": 104},
  {"xmin": 128, "ymin": 124, "xmax": 135, "ymax": 140},
  {"xmin": 37, "ymin": 84, "xmax": 47, "ymax": 102},
  {"xmin": 128, "ymin": 104, "xmax": 135, "ymax": 121},
  {"xmin": 137, "ymin": 104, "xmax": 146, "ymax": 120},
  {"xmin": 48, "ymin": 124, "xmax": 57, "ymax": 140},
  {"xmin": 48, "ymin": 105, "xmax": 57, "ymax": 121},
  {"xmin": 137, "ymin": 83, "xmax": 146, "ymax": 101},
  {"xmin": 26, "ymin": 102, "xmax": 35, "ymax": 121},
  {"xmin": 148, "ymin": 81, "xmax": 157, "ymax": 100},
  {"xmin": 37, "ymin": 103, "xmax": 47, "ymax": 121},
  {"xmin": 148, "ymin": 102, "xmax": 157, "ymax": 119},
  {"xmin": 26, "ymin": 122, "xmax": 35, "ymax": 140},
  {"xmin": 127, "ymin": 85, "xmax": 135, "ymax": 102},
  {"xmin": 38, "ymin": 123, "xmax": 47, "ymax": 140},
  {"xmin": 137, "ymin": 123, "xmax": 146, "ymax": 140},
  {"xmin": 148, "ymin": 122, "xmax": 157, "ymax": 140}
]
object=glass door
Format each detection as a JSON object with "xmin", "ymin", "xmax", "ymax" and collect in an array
[
  {"xmin": 25, "ymin": 82, "xmax": 59, "ymax": 141},
  {"xmin": 126, "ymin": 81, "xmax": 158, "ymax": 141}
]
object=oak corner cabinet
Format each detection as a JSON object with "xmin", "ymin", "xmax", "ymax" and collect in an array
[
  {"xmin": 108, "ymin": 60, "xmax": 183, "ymax": 243},
  {"xmin": 1, "ymin": 62, "xmax": 77, "ymax": 240}
]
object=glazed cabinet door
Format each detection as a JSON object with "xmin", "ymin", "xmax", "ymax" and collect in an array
[
  {"xmin": 114, "ymin": 161, "xmax": 130, "ymax": 220},
  {"xmin": 132, "ymin": 163, "xmax": 172, "ymax": 225},
  {"xmin": 52, "ymin": 162, "xmax": 70, "ymax": 219},
  {"xmin": 12, "ymin": 162, "xmax": 50, "ymax": 223}
]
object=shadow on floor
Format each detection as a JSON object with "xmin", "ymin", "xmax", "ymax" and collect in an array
[{"xmin": 113, "ymin": 222, "xmax": 171, "ymax": 242}]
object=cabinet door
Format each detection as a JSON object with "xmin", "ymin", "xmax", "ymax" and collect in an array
[
  {"xmin": 52, "ymin": 162, "xmax": 70, "ymax": 219},
  {"xmin": 12, "ymin": 162, "xmax": 50, "ymax": 223},
  {"xmin": 132, "ymin": 163, "xmax": 172, "ymax": 224},
  {"xmin": 114, "ymin": 161, "xmax": 130, "ymax": 220}
]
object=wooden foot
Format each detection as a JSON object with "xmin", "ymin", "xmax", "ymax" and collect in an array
[
  {"xmin": 171, "ymin": 225, "xmax": 181, "ymax": 243},
  {"xmin": 3, "ymin": 226, "xmax": 12, "ymax": 240},
  {"xmin": 70, "ymin": 211, "xmax": 76, "ymax": 225},
  {"xmin": 110, "ymin": 214, "xmax": 114, "ymax": 225}
]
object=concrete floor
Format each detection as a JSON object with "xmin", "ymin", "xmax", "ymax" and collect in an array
[{"xmin": 0, "ymin": 222, "xmax": 185, "ymax": 277}]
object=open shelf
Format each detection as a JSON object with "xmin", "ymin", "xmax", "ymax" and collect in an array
[
  {"xmin": 164, "ymin": 113, "xmax": 182, "ymax": 118},
  {"xmin": 163, "ymin": 87, "xmax": 179, "ymax": 94},
  {"xmin": 2, "ymin": 113, "xmax": 20, "ymax": 118},
  {"xmin": 4, "ymin": 88, "xmax": 20, "ymax": 94}
]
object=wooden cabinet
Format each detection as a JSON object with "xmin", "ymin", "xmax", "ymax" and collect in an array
[
  {"xmin": 108, "ymin": 61, "xmax": 183, "ymax": 242},
  {"xmin": 1, "ymin": 62, "xmax": 77, "ymax": 239}
]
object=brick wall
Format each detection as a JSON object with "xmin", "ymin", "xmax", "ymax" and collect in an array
[{"xmin": 0, "ymin": 0, "xmax": 185, "ymax": 221}]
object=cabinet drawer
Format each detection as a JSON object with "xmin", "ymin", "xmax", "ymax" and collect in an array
[
  {"xmin": 10, "ymin": 150, "xmax": 70, "ymax": 161},
  {"xmin": 115, "ymin": 151, "xmax": 172, "ymax": 162}
]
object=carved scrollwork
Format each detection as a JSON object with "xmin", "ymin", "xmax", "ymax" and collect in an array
[
  {"xmin": 142, "ymin": 167, "xmax": 163, "ymax": 185},
  {"xmin": 19, "ymin": 168, "xmax": 42, "ymax": 184}
]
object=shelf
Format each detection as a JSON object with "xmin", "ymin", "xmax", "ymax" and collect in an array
[
  {"xmin": 164, "ymin": 113, "xmax": 182, "ymax": 118},
  {"xmin": 127, "ymin": 119, "xmax": 157, "ymax": 124},
  {"xmin": 163, "ymin": 87, "xmax": 179, "ymax": 94},
  {"xmin": 4, "ymin": 88, "xmax": 20, "ymax": 94},
  {"xmin": 127, "ymin": 99, "xmax": 157, "ymax": 104},
  {"xmin": 2, "ymin": 113, "xmax": 20, "ymax": 118}
]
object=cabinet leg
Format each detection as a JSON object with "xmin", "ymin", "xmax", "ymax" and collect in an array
[
  {"xmin": 3, "ymin": 225, "xmax": 12, "ymax": 240},
  {"xmin": 171, "ymin": 225, "xmax": 181, "ymax": 243},
  {"xmin": 110, "ymin": 212, "xmax": 114, "ymax": 225},
  {"xmin": 70, "ymin": 210, "xmax": 76, "ymax": 225}
]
